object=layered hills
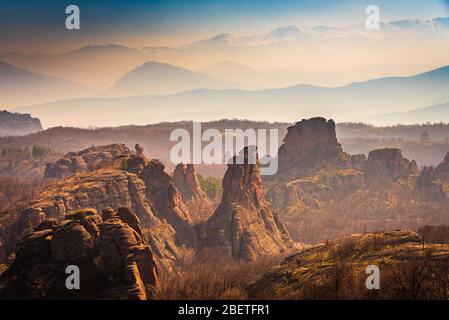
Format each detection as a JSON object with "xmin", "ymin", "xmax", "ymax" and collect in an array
[
  {"xmin": 13, "ymin": 64, "xmax": 449, "ymax": 127},
  {"xmin": 0, "ymin": 61, "xmax": 93, "ymax": 107}
]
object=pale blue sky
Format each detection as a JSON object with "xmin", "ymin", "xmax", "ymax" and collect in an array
[{"xmin": 1, "ymin": 0, "xmax": 449, "ymax": 51}]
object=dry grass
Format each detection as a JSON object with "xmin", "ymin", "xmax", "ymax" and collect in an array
[{"xmin": 154, "ymin": 249, "xmax": 282, "ymax": 300}]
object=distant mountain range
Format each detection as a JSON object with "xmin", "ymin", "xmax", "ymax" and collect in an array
[
  {"xmin": 14, "ymin": 64, "xmax": 449, "ymax": 128},
  {"xmin": 198, "ymin": 61, "xmax": 304, "ymax": 89},
  {"xmin": 359, "ymin": 102, "xmax": 449, "ymax": 126},
  {"xmin": 104, "ymin": 61, "xmax": 245, "ymax": 97},
  {"xmin": 0, "ymin": 45, "xmax": 149, "ymax": 89},
  {"xmin": 4, "ymin": 16, "xmax": 449, "ymax": 91},
  {"xmin": 0, "ymin": 61, "xmax": 93, "ymax": 107}
]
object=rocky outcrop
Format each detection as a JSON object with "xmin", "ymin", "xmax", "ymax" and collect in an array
[
  {"xmin": 141, "ymin": 160, "xmax": 196, "ymax": 248},
  {"xmin": 435, "ymin": 152, "xmax": 449, "ymax": 181},
  {"xmin": 268, "ymin": 117, "xmax": 351, "ymax": 182},
  {"xmin": 172, "ymin": 163, "xmax": 214, "ymax": 223},
  {"xmin": 249, "ymin": 230, "xmax": 449, "ymax": 299},
  {"xmin": 144, "ymin": 223, "xmax": 194, "ymax": 272},
  {"xmin": 408, "ymin": 160, "xmax": 419, "ymax": 176},
  {"xmin": 2, "ymin": 167, "xmax": 194, "ymax": 271},
  {"xmin": 44, "ymin": 144, "xmax": 132, "ymax": 178},
  {"xmin": 415, "ymin": 167, "xmax": 447, "ymax": 201},
  {"xmin": 267, "ymin": 169, "xmax": 364, "ymax": 210},
  {"xmin": 124, "ymin": 144, "xmax": 149, "ymax": 175},
  {"xmin": 364, "ymin": 148, "xmax": 416, "ymax": 185},
  {"xmin": 350, "ymin": 154, "xmax": 367, "ymax": 171},
  {"xmin": 0, "ymin": 208, "xmax": 158, "ymax": 300},
  {"xmin": 204, "ymin": 147, "xmax": 294, "ymax": 260},
  {"xmin": 31, "ymin": 170, "xmax": 159, "ymax": 226},
  {"xmin": 0, "ymin": 110, "xmax": 42, "ymax": 137},
  {"xmin": 135, "ymin": 144, "xmax": 145, "ymax": 155}
]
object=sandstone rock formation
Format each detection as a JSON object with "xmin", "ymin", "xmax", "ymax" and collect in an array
[
  {"xmin": 141, "ymin": 160, "xmax": 196, "ymax": 248},
  {"xmin": 0, "ymin": 110, "xmax": 42, "ymax": 137},
  {"xmin": 409, "ymin": 160, "xmax": 419, "ymax": 176},
  {"xmin": 364, "ymin": 148, "xmax": 416, "ymax": 185},
  {"xmin": 135, "ymin": 144, "xmax": 145, "ymax": 155},
  {"xmin": 125, "ymin": 144, "xmax": 149, "ymax": 175},
  {"xmin": 2, "ymin": 166, "xmax": 195, "ymax": 271},
  {"xmin": 267, "ymin": 169, "xmax": 364, "ymax": 210},
  {"xmin": 435, "ymin": 152, "xmax": 449, "ymax": 181},
  {"xmin": 0, "ymin": 208, "xmax": 158, "ymax": 300},
  {"xmin": 415, "ymin": 166, "xmax": 447, "ymax": 201},
  {"xmin": 350, "ymin": 154, "xmax": 367, "ymax": 171},
  {"xmin": 172, "ymin": 163, "xmax": 214, "ymax": 223},
  {"xmin": 204, "ymin": 147, "xmax": 294, "ymax": 260},
  {"xmin": 268, "ymin": 117, "xmax": 351, "ymax": 182},
  {"xmin": 44, "ymin": 144, "xmax": 132, "ymax": 178}
]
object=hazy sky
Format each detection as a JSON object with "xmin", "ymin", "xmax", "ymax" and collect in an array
[{"xmin": 1, "ymin": 0, "xmax": 449, "ymax": 52}]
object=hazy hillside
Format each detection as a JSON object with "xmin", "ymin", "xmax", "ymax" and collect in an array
[
  {"xmin": 1, "ymin": 119, "xmax": 449, "ymax": 176},
  {"xmin": 0, "ymin": 61, "xmax": 93, "ymax": 107},
  {"xmin": 104, "ymin": 61, "xmax": 244, "ymax": 97},
  {"xmin": 0, "ymin": 45, "xmax": 150, "ymax": 89},
  {"xmin": 15, "ymin": 65, "xmax": 449, "ymax": 127},
  {"xmin": 199, "ymin": 60, "xmax": 320, "ymax": 89},
  {"xmin": 359, "ymin": 103, "xmax": 449, "ymax": 125}
]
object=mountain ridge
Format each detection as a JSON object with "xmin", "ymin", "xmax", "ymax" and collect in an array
[{"xmin": 13, "ymin": 63, "xmax": 449, "ymax": 127}]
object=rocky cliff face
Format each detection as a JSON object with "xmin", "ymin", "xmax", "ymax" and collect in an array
[
  {"xmin": 0, "ymin": 208, "xmax": 158, "ymax": 300},
  {"xmin": 172, "ymin": 163, "xmax": 214, "ymax": 223},
  {"xmin": 0, "ymin": 110, "xmax": 42, "ymax": 137},
  {"xmin": 141, "ymin": 160, "xmax": 196, "ymax": 248},
  {"xmin": 415, "ymin": 166, "xmax": 447, "ymax": 201},
  {"xmin": 204, "ymin": 147, "xmax": 294, "ymax": 260},
  {"xmin": 268, "ymin": 117, "xmax": 351, "ymax": 182},
  {"xmin": 3, "ymin": 152, "xmax": 197, "ymax": 271},
  {"xmin": 364, "ymin": 148, "xmax": 417, "ymax": 185},
  {"xmin": 44, "ymin": 144, "xmax": 132, "ymax": 178}
]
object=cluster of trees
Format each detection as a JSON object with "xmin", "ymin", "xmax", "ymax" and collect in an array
[{"xmin": 197, "ymin": 174, "xmax": 222, "ymax": 202}]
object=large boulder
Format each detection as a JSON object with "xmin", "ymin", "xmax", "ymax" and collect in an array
[{"xmin": 0, "ymin": 208, "xmax": 158, "ymax": 300}]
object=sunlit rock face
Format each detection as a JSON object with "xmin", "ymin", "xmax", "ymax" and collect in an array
[
  {"xmin": 204, "ymin": 147, "xmax": 294, "ymax": 261},
  {"xmin": 0, "ymin": 208, "xmax": 158, "ymax": 300},
  {"xmin": 268, "ymin": 117, "xmax": 352, "ymax": 182},
  {"xmin": 172, "ymin": 163, "xmax": 214, "ymax": 223},
  {"xmin": 44, "ymin": 144, "xmax": 132, "ymax": 179}
]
